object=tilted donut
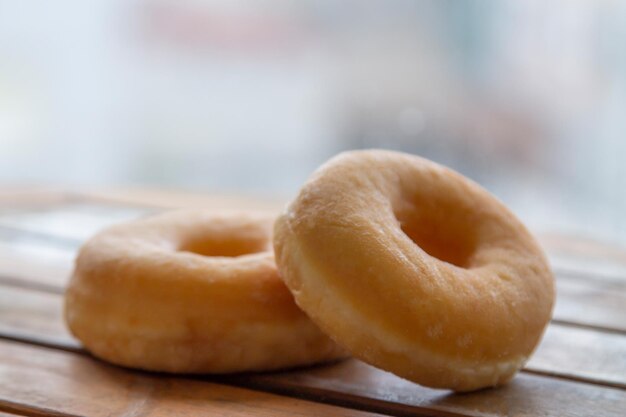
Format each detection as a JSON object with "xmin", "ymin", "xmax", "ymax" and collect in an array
[
  {"xmin": 273, "ymin": 150, "xmax": 555, "ymax": 391},
  {"xmin": 65, "ymin": 210, "xmax": 347, "ymax": 373}
]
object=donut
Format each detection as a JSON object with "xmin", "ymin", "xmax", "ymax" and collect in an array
[
  {"xmin": 273, "ymin": 150, "xmax": 555, "ymax": 391},
  {"xmin": 65, "ymin": 210, "xmax": 347, "ymax": 373}
]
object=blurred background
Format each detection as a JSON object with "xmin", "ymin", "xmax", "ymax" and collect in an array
[{"xmin": 1, "ymin": 0, "xmax": 626, "ymax": 245}]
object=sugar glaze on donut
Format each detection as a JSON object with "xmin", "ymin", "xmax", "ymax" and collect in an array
[
  {"xmin": 273, "ymin": 150, "xmax": 555, "ymax": 391},
  {"xmin": 65, "ymin": 210, "xmax": 347, "ymax": 373}
]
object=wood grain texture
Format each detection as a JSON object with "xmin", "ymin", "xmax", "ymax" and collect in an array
[
  {"xmin": 541, "ymin": 232, "xmax": 626, "ymax": 271},
  {"xmin": 229, "ymin": 359, "xmax": 626, "ymax": 417},
  {"xmin": 2, "ymin": 191, "xmax": 626, "ymax": 305},
  {"xmin": 0, "ymin": 339, "xmax": 384, "ymax": 417},
  {"xmin": 528, "ymin": 325, "xmax": 626, "ymax": 388},
  {"xmin": 0, "ymin": 284, "xmax": 624, "ymax": 416},
  {"xmin": 3, "ymin": 187, "xmax": 625, "ymax": 265},
  {"xmin": 2, "ymin": 284, "xmax": 625, "ymax": 388},
  {"xmin": 1, "ymin": 190, "xmax": 626, "ymax": 416},
  {"xmin": 0, "ymin": 203, "xmax": 153, "ymax": 243},
  {"xmin": 0, "ymin": 285, "xmax": 79, "ymax": 351},
  {"xmin": 554, "ymin": 266, "xmax": 626, "ymax": 290},
  {"xmin": 554, "ymin": 279, "xmax": 626, "ymax": 332},
  {"xmin": 2, "ymin": 231, "xmax": 626, "ymax": 336},
  {"xmin": 3, "ymin": 244, "xmax": 626, "ymax": 336},
  {"xmin": 0, "ymin": 245, "xmax": 71, "ymax": 291}
]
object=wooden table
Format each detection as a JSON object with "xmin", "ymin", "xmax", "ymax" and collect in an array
[{"xmin": 0, "ymin": 188, "xmax": 625, "ymax": 417}]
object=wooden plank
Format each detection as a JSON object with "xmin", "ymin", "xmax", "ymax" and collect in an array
[
  {"xmin": 0, "ymin": 279, "xmax": 625, "ymax": 389},
  {"xmin": 228, "ymin": 360, "xmax": 626, "ymax": 417},
  {"xmin": 2, "ymin": 189, "xmax": 625, "ymax": 287},
  {"xmin": 1, "ymin": 192, "xmax": 626, "ymax": 332},
  {"xmin": 0, "ymin": 285, "xmax": 78, "ymax": 351},
  {"xmin": 555, "ymin": 267, "xmax": 626, "ymax": 290},
  {"xmin": 0, "ymin": 228, "xmax": 625, "ymax": 388},
  {"xmin": 2, "ymin": 226, "xmax": 626, "ymax": 335},
  {"xmin": 527, "ymin": 324, "xmax": 626, "ymax": 388},
  {"xmin": 79, "ymin": 188, "xmax": 285, "ymax": 212},
  {"xmin": 0, "ymin": 412, "xmax": 30, "ymax": 417},
  {"xmin": 541, "ymin": 232, "xmax": 626, "ymax": 269},
  {"xmin": 0, "ymin": 200, "xmax": 626, "ymax": 331},
  {"xmin": 0, "ymin": 203, "xmax": 155, "ymax": 243},
  {"xmin": 0, "ymin": 242, "xmax": 72, "ymax": 290},
  {"xmin": 0, "ymin": 340, "xmax": 384, "ymax": 417},
  {"xmin": 3, "ymin": 266, "xmax": 625, "ymax": 336},
  {"xmin": 0, "ymin": 285, "xmax": 624, "ymax": 417},
  {"xmin": 543, "ymin": 233, "xmax": 626, "ymax": 288},
  {"xmin": 2, "ymin": 283, "xmax": 625, "ymax": 389},
  {"xmin": 0, "ymin": 191, "xmax": 624, "ymax": 415},
  {"xmin": 553, "ymin": 279, "xmax": 626, "ymax": 332},
  {"xmin": 0, "ymin": 194, "xmax": 282, "ymax": 289}
]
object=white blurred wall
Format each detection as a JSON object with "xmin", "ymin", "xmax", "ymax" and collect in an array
[{"xmin": 1, "ymin": 0, "xmax": 626, "ymax": 244}]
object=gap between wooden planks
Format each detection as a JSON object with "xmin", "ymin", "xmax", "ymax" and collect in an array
[{"xmin": 0, "ymin": 283, "xmax": 625, "ymax": 417}]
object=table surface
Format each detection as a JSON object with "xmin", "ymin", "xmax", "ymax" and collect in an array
[{"xmin": 0, "ymin": 188, "xmax": 625, "ymax": 417}]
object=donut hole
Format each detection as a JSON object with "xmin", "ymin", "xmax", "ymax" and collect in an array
[
  {"xmin": 395, "ymin": 201, "xmax": 478, "ymax": 269},
  {"xmin": 179, "ymin": 236, "xmax": 270, "ymax": 257}
]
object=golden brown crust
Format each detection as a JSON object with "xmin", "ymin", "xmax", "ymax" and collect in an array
[
  {"xmin": 64, "ymin": 210, "xmax": 347, "ymax": 373},
  {"xmin": 273, "ymin": 150, "xmax": 555, "ymax": 391}
]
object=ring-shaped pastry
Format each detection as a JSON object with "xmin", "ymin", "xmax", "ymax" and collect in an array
[
  {"xmin": 273, "ymin": 150, "xmax": 555, "ymax": 391},
  {"xmin": 65, "ymin": 210, "xmax": 347, "ymax": 373}
]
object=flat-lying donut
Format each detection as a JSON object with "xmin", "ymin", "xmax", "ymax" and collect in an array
[
  {"xmin": 273, "ymin": 150, "xmax": 555, "ymax": 391},
  {"xmin": 65, "ymin": 210, "xmax": 347, "ymax": 373}
]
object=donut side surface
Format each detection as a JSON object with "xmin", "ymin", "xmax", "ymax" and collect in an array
[
  {"xmin": 65, "ymin": 210, "xmax": 347, "ymax": 373},
  {"xmin": 273, "ymin": 150, "xmax": 555, "ymax": 391}
]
